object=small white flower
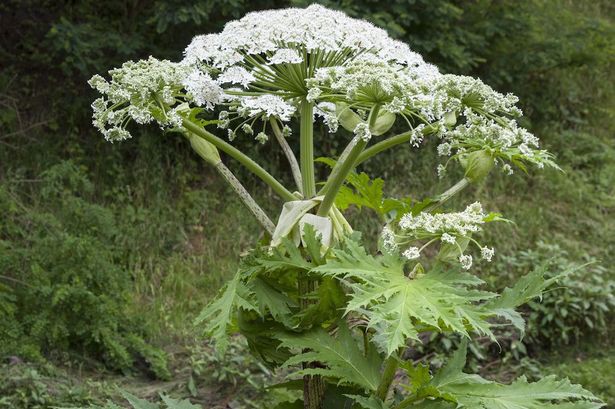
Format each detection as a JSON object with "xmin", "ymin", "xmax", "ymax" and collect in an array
[
  {"xmin": 241, "ymin": 123, "xmax": 254, "ymax": 135},
  {"xmin": 441, "ymin": 233, "xmax": 456, "ymax": 244},
  {"xmin": 502, "ymin": 163, "xmax": 514, "ymax": 175},
  {"xmin": 217, "ymin": 66, "xmax": 255, "ymax": 87},
  {"xmin": 437, "ymin": 142, "xmax": 452, "ymax": 156},
  {"xmin": 459, "ymin": 254, "xmax": 473, "ymax": 270},
  {"xmin": 282, "ymin": 125, "xmax": 292, "ymax": 137},
  {"xmin": 403, "ymin": 247, "xmax": 421, "ymax": 260},
  {"xmin": 315, "ymin": 102, "xmax": 339, "ymax": 133},
  {"xmin": 183, "ymin": 70, "xmax": 224, "ymax": 109},
  {"xmin": 239, "ymin": 95, "xmax": 296, "ymax": 122},
  {"xmin": 399, "ymin": 202, "xmax": 486, "ymax": 236},
  {"xmin": 353, "ymin": 122, "xmax": 372, "ymax": 142},
  {"xmin": 228, "ymin": 129, "xmax": 237, "ymax": 141},
  {"xmin": 380, "ymin": 226, "xmax": 398, "ymax": 252},
  {"xmin": 255, "ymin": 132, "xmax": 269, "ymax": 144},
  {"xmin": 481, "ymin": 247, "xmax": 494, "ymax": 262},
  {"xmin": 267, "ymin": 48, "xmax": 303, "ymax": 65},
  {"xmin": 307, "ymin": 87, "xmax": 322, "ymax": 102}
]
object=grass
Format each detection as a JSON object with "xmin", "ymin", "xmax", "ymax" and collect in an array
[{"xmin": 542, "ymin": 340, "xmax": 615, "ymax": 408}]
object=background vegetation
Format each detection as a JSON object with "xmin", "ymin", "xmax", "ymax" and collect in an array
[{"xmin": 0, "ymin": 0, "xmax": 613, "ymax": 407}]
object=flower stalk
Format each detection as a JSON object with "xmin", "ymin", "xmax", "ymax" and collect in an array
[
  {"xmin": 182, "ymin": 117, "xmax": 296, "ymax": 202},
  {"xmin": 300, "ymin": 100, "xmax": 316, "ymax": 198},
  {"xmin": 316, "ymin": 105, "xmax": 380, "ymax": 217},
  {"xmin": 270, "ymin": 118, "xmax": 303, "ymax": 192},
  {"xmin": 187, "ymin": 132, "xmax": 275, "ymax": 234}
]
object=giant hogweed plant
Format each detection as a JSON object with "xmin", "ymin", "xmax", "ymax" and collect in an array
[{"xmin": 89, "ymin": 5, "xmax": 604, "ymax": 409}]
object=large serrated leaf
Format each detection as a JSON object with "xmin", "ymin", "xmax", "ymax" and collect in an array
[{"xmin": 277, "ymin": 322, "xmax": 382, "ymax": 392}]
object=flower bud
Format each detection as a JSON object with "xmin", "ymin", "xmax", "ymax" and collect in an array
[
  {"xmin": 371, "ymin": 110, "xmax": 396, "ymax": 136},
  {"xmin": 188, "ymin": 133, "xmax": 221, "ymax": 165},
  {"xmin": 336, "ymin": 103, "xmax": 363, "ymax": 133},
  {"xmin": 444, "ymin": 110, "xmax": 457, "ymax": 127},
  {"xmin": 460, "ymin": 150, "xmax": 494, "ymax": 183}
]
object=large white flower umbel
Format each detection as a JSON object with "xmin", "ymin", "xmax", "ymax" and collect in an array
[{"xmin": 89, "ymin": 5, "xmax": 600, "ymax": 409}]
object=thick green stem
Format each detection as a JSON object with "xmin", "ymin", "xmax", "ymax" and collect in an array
[
  {"xmin": 300, "ymin": 100, "xmax": 316, "ymax": 198},
  {"xmin": 376, "ymin": 354, "xmax": 400, "ymax": 401},
  {"xmin": 182, "ymin": 118, "xmax": 295, "ymax": 201},
  {"xmin": 355, "ymin": 130, "xmax": 412, "ymax": 166},
  {"xmin": 270, "ymin": 118, "xmax": 303, "ymax": 193},
  {"xmin": 316, "ymin": 106, "xmax": 380, "ymax": 217},
  {"xmin": 316, "ymin": 136, "xmax": 367, "ymax": 217}
]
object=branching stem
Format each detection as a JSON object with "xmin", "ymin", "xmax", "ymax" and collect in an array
[
  {"xmin": 182, "ymin": 117, "xmax": 295, "ymax": 201},
  {"xmin": 316, "ymin": 105, "xmax": 380, "ymax": 217},
  {"xmin": 215, "ymin": 163, "xmax": 276, "ymax": 235}
]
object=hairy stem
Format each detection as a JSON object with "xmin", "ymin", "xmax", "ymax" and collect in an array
[
  {"xmin": 270, "ymin": 118, "xmax": 303, "ymax": 193},
  {"xmin": 215, "ymin": 163, "xmax": 276, "ymax": 235},
  {"xmin": 300, "ymin": 100, "xmax": 316, "ymax": 198},
  {"xmin": 182, "ymin": 118, "xmax": 295, "ymax": 201}
]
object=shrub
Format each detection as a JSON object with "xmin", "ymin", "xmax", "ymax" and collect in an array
[{"xmin": 0, "ymin": 162, "xmax": 169, "ymax": 379}]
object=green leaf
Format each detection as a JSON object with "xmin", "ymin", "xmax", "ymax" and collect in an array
[
  {"xmin": 316, "ymin": 237, "xmax": 497, "ymax": 356},
  {"xmin": 298, "ymin": 277, "xmax": 347, "ymax": 327},
  {"xmin": 159, "ymin": 395, "xmax": 201, "ymax": 409},
  {"xmin": 484, "ymin": 265, "xmax": 569, "ymax": 336},
  {"xmin": 346, "ymin": 395, "xmax": 390, "ymax": 409},
  {"xmin": 248, "ymin": 277, "xmax": 297, "ymax": 327},
  {"xmin": 120, "ymin": 391, "xmax": 159, "ymax": 409},
  {"xmin": 316, "ymin": 158, "xmax": 412, "ymax": 219},
  {"xmin": 277, "ymin": 322, "xmax": 382, "ymax": 392},
  {"xmin": 195, "ymin": 270, "xmax": 256, "ymax": 353},
  {"xmin": 254, "ymin": 237, "xmax": 314, "ymax": 273},
  {"xmin": 404, "ymin": 341, "xmax": 604, "ymax": 409}
]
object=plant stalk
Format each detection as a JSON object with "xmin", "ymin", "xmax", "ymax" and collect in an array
[
  {"xmin": 215, "ymin": 163, "xmax": 276, "ymax": 235},
  {"xmin": 182, "ymin": 118, "xmax": 296, "ymax": 201},
  {"xmin": 270, "ymin": 118, "xmax": 303, "ymax": 193},
  {"xmin": 299, "ymin": 100, "xmax": 316, "ymax": 198},
  {"xmin": 355, "ymin": 130, "xmax": 412, "ymax": 166},
  {"xmin": 376, "ymin": 354, "xmax": 400, "ymax": 401},
  {"xmin": 424, "ymin": 177, "xmax": 471, "ymax": 212},
  {"xmin": 316, "ymin": 105, "xmax": 380, "ymax": 217}
]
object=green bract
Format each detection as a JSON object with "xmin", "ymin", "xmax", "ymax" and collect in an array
[{"xmin": 89, "ymin": 4, "xmax": 603, "ymax": 409}]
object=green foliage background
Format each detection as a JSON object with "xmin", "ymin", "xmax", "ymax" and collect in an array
[{"xmin": 0, "ymin": 0, "xmax": 613, "ymax": 407}]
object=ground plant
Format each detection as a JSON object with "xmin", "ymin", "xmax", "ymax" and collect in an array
[{"xmin": 88, "ymin": 5, "xmax": 605, "ymax": 408}]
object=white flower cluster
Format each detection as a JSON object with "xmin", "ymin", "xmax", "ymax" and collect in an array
[
  {"xmin": 88, "ymin": 2, "xmax": 555, "ymax": 177},
  {"xmin": 353, "ymin": 122, "xmax": 372, "ymax": 142},
  {"xmin": 183, "ymin": 5, "xmax": 436, "ymax": 70},
  {"xmin": 89, "ymin": 57, "xmax": 192, "ymax": 142},
  {"xmin": 180, "ymin": 4, "xmax": 439, "ymax": 131},
  {"xmin": 183, "ymin": 70, "xmax": 224, "ymax": 109},
  {"xmin": 383, "ymin": 202, "xmax": 498, "ymax": 270},
  {"xmin": 398, "ymin": 202, "xmax": 487, "ymax": 236},
  {"xmin": 308, "ymin": 59, "xmax": 434, "ymax": 104},
  {"xmin": 236, "ymin": 95, "xmax": 296, "ymax": 122}
]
